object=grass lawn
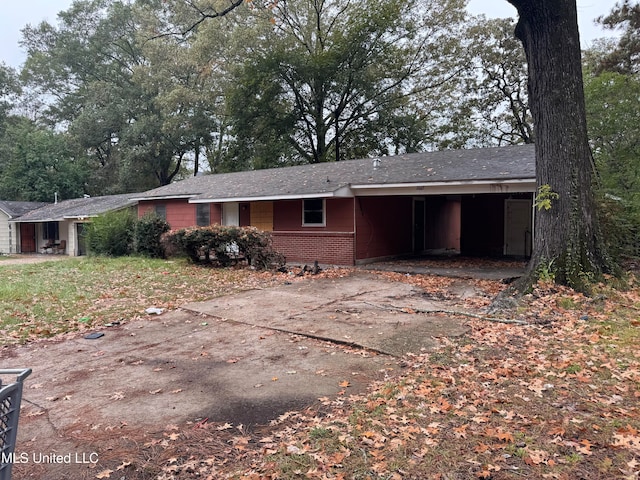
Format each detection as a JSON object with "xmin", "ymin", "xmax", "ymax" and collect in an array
[{"xmin": 0, "ymin": 256, "xmax": 277, "ymax": 343}]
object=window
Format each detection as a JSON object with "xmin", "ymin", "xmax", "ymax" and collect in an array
[
  {"xmin": 43, "ymin": 222, "xmax": 59, "ymax": 240},
  {"xmin": 303, "ymin": 198, "xmax": 325, "ymax": 226},
  {"xmin": 196, "ymin": 204, "xmax": 210, "ymax": 226},
  {"xmin": 155, "ymin": 204, "xmax": 166, "ymax": 220}
]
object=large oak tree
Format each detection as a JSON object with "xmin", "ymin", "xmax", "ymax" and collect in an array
[{"xmin": 506, "ymin": 0, "xmax": 614, "ymax": 290}]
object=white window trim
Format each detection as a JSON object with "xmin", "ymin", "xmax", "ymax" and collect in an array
[{"xmin": 302, "ymin": 198, "xmax": 326, "ymax": 227}]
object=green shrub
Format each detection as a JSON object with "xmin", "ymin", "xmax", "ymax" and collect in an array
[
  {"xmin": 161, "ymin": 225, "xmax": 285, "ymax": 270},
  {"xmin": 134, "ymin": 213, "xmax": 170, "ymax": 258},
  {"xmin": 85, "ymin": 209, "xmax": 135, "ymax": 256},
  {"xmin": 598, "ymin": 194, "xmax": 640, "ymax": 260}
]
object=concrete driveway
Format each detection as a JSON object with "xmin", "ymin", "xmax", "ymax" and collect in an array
[{"xmin": 3, "ymin": 272, "xmax": 473, "ymax": 479}]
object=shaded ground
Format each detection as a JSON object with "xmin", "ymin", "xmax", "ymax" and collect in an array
[{"xmin": 1, "ymin": 264, "xmax": 520, "ymax": 479}]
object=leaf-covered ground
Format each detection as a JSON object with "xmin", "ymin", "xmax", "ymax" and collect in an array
[
  {"xmin": 143, "ymin": 271, "xmax": 640, "ymax": 480},
  {"xmin": 0, "ymin": 257, "xmax": 279, "ymax": 343},
  {"xmin": 3, "ymin": 257, "xmax": 639, "ymax": 479}
]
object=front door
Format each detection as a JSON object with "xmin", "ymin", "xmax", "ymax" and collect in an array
[
  {"xmin": 504, "ymin": 199, "xmax": 532, "ymax": 256},
  {"xmin": 20, "ymin": 223, "xmax": 36, "ymax": 253}
]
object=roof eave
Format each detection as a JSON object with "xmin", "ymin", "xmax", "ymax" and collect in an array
[
  {"xmin": 350, "ymin": 178, "xmax": 536, "ymax": 196},
  {"xmin": 190, "ymin": 186, "xmax": 354, "ymax": 203},
  {"xmin": 133, "ymin": 194, "xmax": 195, "ymax": 202}
]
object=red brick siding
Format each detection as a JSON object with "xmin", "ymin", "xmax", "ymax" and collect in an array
[
  {"xmin": 271, "ymin": 198, "xmax": 356, "ymax": 265},
  {"xmin": 274, "ymin": 198, "xmax": 354, "ymax": 231},
  {"xmin": 355, "ymin": 196, "xmax": 413, "ymax": 261},
  {"xmin": 139, "ymin": 200, "xmax": 224, "ymax": 229},
  {"xmin": 272, "ymin": 231, "xmax": 355, "ymax": 265}
]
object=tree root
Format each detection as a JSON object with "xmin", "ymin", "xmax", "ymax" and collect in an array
[{"xmin": 363, "ymin": 302, "xmax": 528, "ymax": 326}]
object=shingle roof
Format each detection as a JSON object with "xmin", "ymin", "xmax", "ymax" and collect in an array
[
  {"xmin": 0, "ymin": 201, "xmax": 49, "ymax": 218},
  {"xmin": 137, "ymin": 144, "xmax": 535, "ymax": 202},
  {"xmin": 11, "ymin": 193, "xmax": 139, "ymax": 223}
]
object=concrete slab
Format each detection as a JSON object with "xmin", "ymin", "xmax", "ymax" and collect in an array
[
  {"xmin": 2, "ymin": 273, "xmax": 470, "ymax": 479},
  {"xmin": 184, "ymin": 274, "xmax": 468, "ymax": 356}
]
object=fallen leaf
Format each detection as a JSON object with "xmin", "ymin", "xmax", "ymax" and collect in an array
[
  {"xmin": 95, "ymin": 469, "xmax": 113, "ymax": 479},
  {"xmin": 110, "ymin": 391, "xmax": 125, "ymax": 400},
  {"xmin": 116, "ymin": 461, "xmax": 131, "ymax": 471}
]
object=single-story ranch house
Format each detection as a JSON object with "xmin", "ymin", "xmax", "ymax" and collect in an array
[
  {"xmin": 0, "ymin": 201, "xmax": 48, "ymax": 254},
  {"xmin": 9, "ymin": 194, "xmax": 139, "ymax": 256},
  {"xmin": 135, "ymin": 144, "xmax": 536, "ymax": 265}
]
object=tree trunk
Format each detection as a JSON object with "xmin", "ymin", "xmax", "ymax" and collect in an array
[{"xmin": 506, "ymin": 0, "xmax": 614, "ymax": 290}]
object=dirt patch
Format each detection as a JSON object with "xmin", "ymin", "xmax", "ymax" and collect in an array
[
  {"xmin": 3, "ymin": 271, "xmax": 479, "ymax": 479},
  {"xmin": 0, "ymin": 254, "xmax": 70, "ymax": 265}
]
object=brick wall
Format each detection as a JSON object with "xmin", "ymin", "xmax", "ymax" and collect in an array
[{"xmin": 272, "ymin": 231, "xmax": 355, "ymax": 266}]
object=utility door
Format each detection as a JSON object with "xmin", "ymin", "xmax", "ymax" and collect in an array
[
  {"xmin": 504, "ymin": 199, "xmax": 532, "ymax": 257},
  {"xmin": 20, "ymin": 223, "xmax": 36, "ymax": 253}
]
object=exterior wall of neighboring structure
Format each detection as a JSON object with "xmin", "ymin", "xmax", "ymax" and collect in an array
[
  {"xmin": 354, "ymin": 196, "xmax": 413, "ymax": 262},
  {"xmin": 28, "ymin": 220, "xmax": 70, "ymax": 255},
  {"xmin": 0, "ymin": 211, "xmax": 12, "ymax": 254}
]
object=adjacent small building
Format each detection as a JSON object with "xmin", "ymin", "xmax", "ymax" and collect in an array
[
  {"xmin": 9, "ymin": 194, "xmax": 139, "ymax": 257},
  {"xmin": 0, "ymin": 201, "xmax": 49, "ymax": 254},
  {"xmin": 134, "ymin": 144, "xmax": 536, "ymax": 265}
]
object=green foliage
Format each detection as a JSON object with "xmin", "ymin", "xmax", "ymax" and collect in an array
[
  {"xmin": 85, "ymin": 209, "xmax": 135, "ymax": 257},
  {"xmin": 595, "ymin": 0, "xmax": 640, "ymax": 75},
  {"xmin": 584, "ymin": 37, "xmax": 640, "ymax": 258},
  {"xmin": 535, "ymin": 258, "xmax": 556, "ymax": 283},
  {"xmin": 0, "ymin": 118, "xmax": 87, "ymax": 202},
  {"xmin": 20, "ymin": 0, "xmax": 222, "ymax": 191},
  {"xmin": 133, "ymin": 212, "xmax": 171, "ymax": 258},
  {"xmin": 225, "ymin": 0, "xmax": 468, "ymax": 165},
  {"xmin": 162, "ymin": 225, "xmax": 285, "ymax": 270},
  {"xmin": 534, "ymin": 184, "xmax": 560, "ymax": 211},
  {"xmin": 597, "ymin": 193, "xmax": 640, "ymax": 259}
]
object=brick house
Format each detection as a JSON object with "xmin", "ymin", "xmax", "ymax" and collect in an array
[{"xmin": 135, "ymin": 144, "xmax": 536, "ymax": 265}]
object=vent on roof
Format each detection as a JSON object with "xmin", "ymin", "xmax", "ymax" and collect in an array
[{"xmin": 372, "ymin": 158, "xmax": 381, "ymax": 170}]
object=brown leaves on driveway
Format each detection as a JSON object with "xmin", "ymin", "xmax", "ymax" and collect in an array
[{"xmin": 143, "ymin": 272, "xmax": 640, "ymax": 480}]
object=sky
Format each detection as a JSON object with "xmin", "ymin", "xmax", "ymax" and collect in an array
[{"xmin": 0, "ymin": 0, "xmax": 623, "ymax": 69}]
